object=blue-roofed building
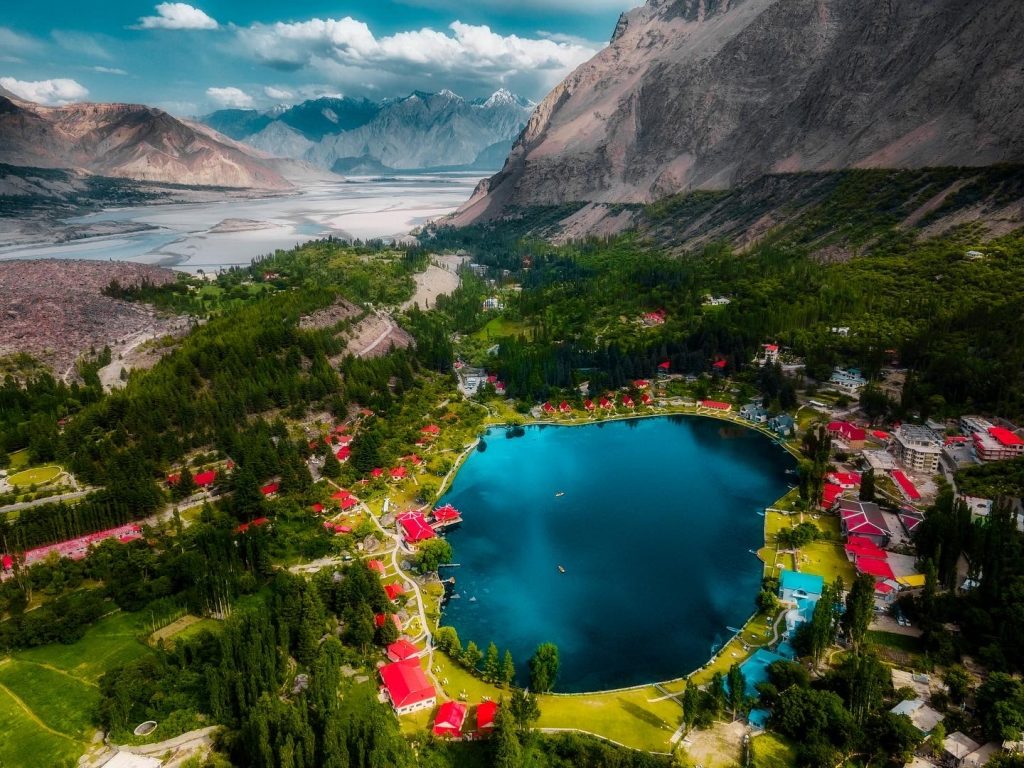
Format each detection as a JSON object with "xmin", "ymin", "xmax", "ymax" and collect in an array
[
  {"xmin": 748, "ymin": 708, "xmax": 771, "ymax": 730},
  {"xmin": 776, "ymin": 641, "xmax": 797, "ymax": 660},
  {"xmin": 784, "ymin": 596, "xmax": 819, "ymax": 637},
  {"xmin": 779, "ymin": 570, "xmax": 824, "ymax": 603},
  {"xmin": 769, "ymin": 414, "xmax": 796, "ymax": 438},
  {"xmin": 726, "ymin": 648, "xmax": 788, "ymax": 700}
]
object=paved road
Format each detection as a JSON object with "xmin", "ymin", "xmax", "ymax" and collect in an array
[{"xmin": 0, "ymin": 489, "xmax": 93, "ymax": 515}]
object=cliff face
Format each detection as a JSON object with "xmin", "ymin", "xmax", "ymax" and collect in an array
[
  {"xmin": 454, "ymin": 0, "xmax": 1024, "ymax": 224},
  {"xmin": 0, "ymin": 95, "xmax": 291, "ymax": 191}
]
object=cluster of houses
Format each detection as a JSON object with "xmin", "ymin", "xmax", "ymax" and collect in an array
[
  {"xmin": 1, "ymin": 523, "xmax": 144, "ymax": 578},
  {"xmin": 737, "ymin": 401, "xmax": 796, "ymax": 438},
  {"xmin": 454, "ymin": 362, "xmax": 506, "ymax": 398}
]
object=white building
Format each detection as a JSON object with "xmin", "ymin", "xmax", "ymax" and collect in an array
[
  {"xmin": 891, "ymin": 424, "xmax": 943, "ymax": 473},
  {"xmin": 829, "ymin": 367, "xmax": 868, "ymax": 394}
]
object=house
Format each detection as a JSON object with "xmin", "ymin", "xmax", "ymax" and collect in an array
[
  {"xmin": 891, "ymin": 425, "xmax": 943, "ymax": 473},
  {"xmin": 890, "ymin": 699, "xmax": 945, "ymax": 735},
  {"xmin": 822, "ymin": 483, "xmax": 846, "ymax": 510},
  {"xmin": 740, "ymin": 403, "xmax": 769, "ymax": 423},
  {"xmin": 599, "ymin": 397, "xmax": 614, "ymax": 411},
  {"xmin": 633, "ymin": 379, "xmax": 650, "ymax": 390},
  {"xmin": 387, "ymin": 639, "xmax": 421, "ymax": 663},
  {"xmin": 642, "ymin": 309, "xmax": 667, "ymax": 326},
  {"xmin": 621, "ymin": 395, "xmax": 635, "ymax": 409},
  {"xmin": 432, "ymin": 504, "xmax": 462, "ymax": 524},
  {"xmin": 1, "ymin": 554, "xmax": 13, "ymax": 571},
  {"xmin": 375, "ymin": 613, "xmax": 403, "ymax": 632},
  {"xmin": 310, "ymin": 503, "xmax": 324, "ymax": 515},
  {"xmin": 891, "ymin": 470, "xmax": 922, "ymax": 502},
  {"xmin": 703, "ymin": 295, "xmax": 731, "ymax": 307},
  {"xmin": 542, "ymin": 402, "xmax": 556, "ymax": 415},
  {"xmin": 827, "ymin": 472, "xmax": 861, "ymax": 490},
  {"xmin": 973, "ymin": 426, "xmax": 1024, "ymax": 462},
  {"xmin": 829, "ymin": 367, "xmax": 868, "ymax": 394},
  {"xmin": 340, "ymin": 496, "xmax": 359, "ymax": 511},
  {"xmin": 943, "ymin": 733, "xmax": 982, "ymax": 767},
  {"xmin": 779, "ymin": 570, "xmax": 824, "ymax": 604},
  {"xmin": 898, "ymin": 508, "xmax": 925, "ymax": 535},
  {"xmin": 641, "ymin": 393, "xmax": 654, "ymax": 407},
  {"xmin": 384, "ymin": 583, "xmax": 405, "ymax": 601},
  {"xmin": 961, "ymin": 743, "xmax": 1003, "ymax": 767},
  {"xmin": 476, "ymin": 701, "xmax": 499, "ymax": 734},
  {"xmin": 367, "ymin": 559, "xmax": 386, "ymax": 576},
  {"xmin": 390, "ymin": 466, "xmax": 408, "ymax": 480},
  {"xmin": 193, "ymin": 470, "xmax": 217, "ymax": 487},
  {"xmin": 700, "ymin": 400, "xmax": 732, "ymax": 412},
  {"xmin": 432, "ymin": 701, "xmax": 468, "ymax": 738},
  {"xmin": 260, "ymin": 482, "xmax": 280, "ymax": 497},
  {"xmin": 658, "ymin": 360, "xmax": 671, "ymax": 375},
  {"xmin": 712, "ymin": 358, "xmax": 728, "ymax": 371},
  {"xmin": 482, "ymin": 297, "xmax": 503, "ymax": 312},
  {"xmin": 839, "ymin": 500, "xmax": 891, "ymax": 546},
  {"xmin": 371, "ymin": 468, "xmax": 385, "ymax": 479},
  {"xmin": 828, "ymin": 421, "xmax": 867, "ymax": 449},
  {"xmin": 769, "ymin": 414, "xmax": 796, "ymax": 438},
  {"xmin": 398, "ymin": 512, "xmax": 436, "ymax": 543},
  {"xmin": 380, "ymin": 659, "xmax": 436, "ymax": 715},
  {"xmin": 583, "ymin": 399, "xmax": 595, "ymax": 412},
  {"xmin": 559, "ymin": 401, "xmax": 573, "ymax": 414},
  {"xmin": 420, "ymin": 424, "xmax": 440, "ymax": 438}
]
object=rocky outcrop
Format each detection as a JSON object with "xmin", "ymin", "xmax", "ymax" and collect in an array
[
  {"xmin": 454, "ymin": 0, "xmax": 1024, "ymax": 224},
  {"xmin": 0, "ymin": 93, "xmax": 291, "ymax": 190}
]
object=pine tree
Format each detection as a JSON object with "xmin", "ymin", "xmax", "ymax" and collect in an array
[
  {"xmin": 462, "ymin": 641, "xmax": 483, "ymax": 672},
  {"xmin": 859, "ymin": 469, "xmax": 876, "ymax": 502},
  {"xmin": 492, "ymin": 708, "xmax": 522, "ymax": 768},
  {"xmin": 483, "ymin": 642, "xmax": 500, "ymax": 682},
  {"xmin": 322, "ymin": 449, "xmax": 341, "ymax": 479},
  {"xmin": 501, "ymin": 650, "xmax": 516, "ymax": 688}
]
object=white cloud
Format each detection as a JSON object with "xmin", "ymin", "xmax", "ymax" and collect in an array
[
  {"xmin": 138, "ymin": 3, "xmax": 219, "ymax": 31},
  {"xmin": 92, "ymin": 66, "xmax": 128, "ymax": 76},
  {"xmin": 402, "ymin": 0, "xmax": 639, "ymax": 11},
  {"xmin": 263, "ymin": 86, "xmax": 293, "ymax": 100},
  {"xmin": 233, "ymin": 17, "xmax": 598, "ymax": 97},
  {"xmin": 206, "ymin": 86, "xmax": 253, "ymax": 108},
  {"xmin": 0, "ymin": 27, "xmax": 43, "ymax": 56},
  {"xmin": 0, "ymin": 76, "xmax": 88, "ymax": 105}
]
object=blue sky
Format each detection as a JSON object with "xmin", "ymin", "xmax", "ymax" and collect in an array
[{"xmin": 0, "ymin": 1, "xmax": 640, "ymax": 115}]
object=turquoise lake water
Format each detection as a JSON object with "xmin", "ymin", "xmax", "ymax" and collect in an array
[{"xmin": 439, "ymin": 416, "xmax": 796, "ymax": 692}]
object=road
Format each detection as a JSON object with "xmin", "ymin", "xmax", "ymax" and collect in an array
[
  {"xmin": 357, "ymin": 311, "xmax": 397, "ymax": 357},
  {"xmin": 0, "ymin": 489, "xmax": 93, "ymax": 515}
]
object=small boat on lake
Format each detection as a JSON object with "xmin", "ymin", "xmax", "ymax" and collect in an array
[
  {"xmin": 555, "ymin": 492, "xmax": 565, "ymax": 497},
  {"xmin": 558, "ymin": 565, "xmax": 566, "ymax": 574}
]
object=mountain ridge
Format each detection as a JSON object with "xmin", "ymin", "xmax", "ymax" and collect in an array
[{"xmin": 453, "ymin": 0, "xmax": 1024, "ymax": 225}]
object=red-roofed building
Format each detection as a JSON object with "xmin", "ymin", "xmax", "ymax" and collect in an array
[
  {"xmin": 340, "ymin": 496, "xmax": 359, "ymax": 511},
  {"xmin": 822, "ymin": 483, "xmax": 845, "ymax": 509},
  {"xmin": 643, "ymin": 309, "xmax": 666, "ymax": 326},
  {"xmin": 336, "ymin": 446, "xmax": 351, "ymax": 463},
  {"xmin": 387, "ymin": 639, "xmax": 421, "ymax": 662},
  {"xmin": 194, "ymin": 470, "xmax": 217, "ymax": 487},
  {"xmin": 22, "ymin": 524, "xmax": 143, "ymax": 566},
  {"xmin": 379, "ymin": 659, "xmax": 436, "ymax": 715},
  {"xmin": 839, "ymin": 500, "xmax": 891, "ymax": 546},
  {"xmin": 333, "ymin": 524, "xmax": 353, "ymax": 535},
  {"xmin": 633, "ymin": 380, "xmax": 650, "ymax": 390},
  {"xmin": 583, "ymin": 399, "xmax": 595, "ymax": 412},
  {"xmin": 559, "ymin": 401, "xmax": 572, "ymax": 414},
  {"xmin": 622, "ymin": 395, "xmax": 635, "ymax": 409},
  {"xmin": 700, "ymin": 400, "xmax": 732, "ymax": 412},
  {"xmin": 375, "ymin": 613, "xmax": 403, "ymax": 631},
  {"xmin": 762, "ymin": 344, "xmax": 780, "ymax": 365},
  {"xmin": 542, "ymin": 402, "xmax": 556, "ymax": 414},
  {"xmin": 433, "ymin": 504, "xmax": 461, "ymax": 524},
  {"xmin": 873, "ymin": 430, "xmax": 891, "ymax": 440},
  {"xmin": 476, "ymin": 701, "xmax": 498, "ymax": 733},
  {"xmin": 384, "ymin": 583, "xmax": 405, "ymax": 601},
  {"xmin": 844, "ymin": 536, "xmax": 887, "ymax": 561},
  {"xmin": 827, "ymin": 472, "xmax": 861, "ymax": 489},
  {"xmin": 391, "ymin": 466, "xmax": 408, "ymax": 480},
  {"xmin": 1, "ymin": 554, "xmax": 13, "ymax": 571},
  {"xmin": 974, "ymin": 426, "xmax": 1024, "ymax": 462},
  {"xmin": 260, "ymin": 482, "xmax": 280, "ymax": 497},
  {"xmin": 332, "ymin": 490, "xmax": 352, "ymax": 500},
  {"xmin": 891, "ymin": 470, "xmax": 922, "ymax": 502},
  {"xmin": 855, "ymin": 556, "xmax": 895, "ymax": 580},
  {"xmin": 402, "ymin": 454, "xmax": 423, "ymax": 466},
  {"xmin": 827, "ymin": 422, "xmax": 867, "ymax": 448},
  {"xmin": 432, "ymin": 701, "xmax": 468, "ymax": 738},
  {"xmin": 658, "ymin": 360, "xmax": 671, "ymax": 371},
  {"xmin": 712, "ymin": 358, "xmax": 728, "ymax": 371},
  {"xmin": 599, "ymin": 397, "xmax": 614, "ymax": 411},
  {"xmin": 641, "ymin": 393, "xmax": 654, "ymax": 407},
  {"xmin": 310, "ymin": 503, "xmax": 324, "ymax": 515},
  {"xmin": 166, "ymin": 473, "xmax": 180, "ymax": 486},
  {"xmin": 421, "ymin": 424, "xmax": 440, "ymax": 437},
  {"xmin": 367, "ymin": 559, "xmax": 386, "ymax": 575},
  {"xmin": 371, "ymin": 468, "xmax": 385, "ymax": 479},
  {"xmin": 398, "ymin": 512, "xmax": 436, "ymax": 543}
]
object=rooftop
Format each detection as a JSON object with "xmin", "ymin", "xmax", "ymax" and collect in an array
[{"xmin": 780, "ymin": 570, "xmax": 824, "ymax": 596}]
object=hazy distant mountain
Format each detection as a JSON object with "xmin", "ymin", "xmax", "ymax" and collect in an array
[
  {"xmin": 0, "ymin": 90, "xmax": 291, "ymax": 191},
  {"xmin": 455, "ymin": 0, "xmax": 1024, "ymax": 224},
  {"xmin": 201, "ymin": 88, "xmax": 534, "ymax": 172}
]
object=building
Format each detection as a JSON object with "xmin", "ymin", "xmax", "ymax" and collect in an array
[
  {"xmin": 703, "ymin": 295, "xmax": 731, "ymax": 307},
  {"xmin": 829, "ymin": 367, "xmax": 868, "ymax": 394},
  {"xmin": 700, "ymin": 400, "xmax": 732, "ymax": 412},
  {"xmin": 828, "ymin": 421, "xmax": 867, "ymax": 449},
  {"xmin": 397, "ymin": 512, "xmax": 436, "ymax": 543},
  {"xmin": 761, "ymin": 343, "xmax": 780, "ymax": 365},
  {"xmin": 476, "ymin": 701, "xmax": 498, "ymax": 735},
  {"xmin": 380, "ymin": 659, "xmax": 437, "ymax": 715},
  {"xmin": 891, "ymin": 470, "xmax": 923, "ymax": 502},
  {"xmin": 890, "ymin": 699, "xmax": 944, "ymax": 735},
  {"xmin": 973, "ymin": 426, "xmax": 1024, "ymax": 462},
  {"xmin": 779, "ymin": 570, "xmax": 824, "ymax": 604},
  {"xmin": 839, "ymin": 500, "xmax": 891, "ymax": 546},
  {"xmin": 432, "ymin": 701, "xmax": 468, "ymax": 738},
  {"xmin": 960, "ymin": 416, "xmax": 994, "ymax": 435},
  {"xmin": 891, "ymin": 424, "xmax": 943, "ymax": 473},
  {"xmin": 769, "ymin": 414, "xmax": 796, "ymax": 438},
  {"xmin": 827, "ymin": 472, "xmax": 861, "ymax": 490},
  {"xmin": 943, "ymin": 732, "xmax": 981, "ymax": 767},
  {"xmin": 740, "ymin": 403, "xmax": 769, "ymax": 423},
  {"xmin": 387, "ymin": 639, "xmax": 421, "ymax": 662},
  {"xmin": 942, "ymin": 442, "xmax": 978, "ymax": 474}
]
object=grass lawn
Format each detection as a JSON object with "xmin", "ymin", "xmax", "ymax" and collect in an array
[
  {"xmin": 536, "ymin": 688, "xmax": 680, "ymax": 753},
  {"xmin": 7, "ymin": 465, "xmax": 62, "ymax": 486},
  {"xmin": 0, "ymin": 659, "xmax": 99, "ymax": 739},
  {"xmin": 473, "ymin": 317, "xmax": 531, "ymax": 342},
  {"xmin": 866, "ymin": 630, "xmax": 924, "ymax": 654},
  {"xmin": 13, "ymin": 610, "xmax": 151, "ymax": 684},
  {"xmin": 751, "ymin": 732, "xmax": 796, "ymax": 768},
  {"xmin": 7, "ymin": 449, "xmax": 30, "ymax": 470},
  {"xmin": 797, "ymin": 540, "xmax": 856, "ymax": 584},
  {"xmin": 0, "ymin": 678, "xmax": 83, "ymax": 768}
]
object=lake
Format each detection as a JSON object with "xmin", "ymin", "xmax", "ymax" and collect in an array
[
  {"xmin": 0, "ymin": 173, "xmax": 483, "ymax": 272},
  {"xmin": 439, "ymin": 416, "xmax": 796, "ymax": 693}
]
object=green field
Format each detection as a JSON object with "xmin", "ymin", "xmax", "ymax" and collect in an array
[
  {"xmin": 6, "ymin": 450, "xmax": 30, "ymax": 470},
  {"xmin": 0, "ymin": 611, "xmax": 152, "ymax": 768},
  {"xmin": 7, "ymin": 466, "xmax": 62, "ymax": 487}
]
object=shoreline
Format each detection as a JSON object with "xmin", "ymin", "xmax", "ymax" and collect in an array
[{"xmin": 431, "ymin": 408, "xmax": 802, "ymax": 697}]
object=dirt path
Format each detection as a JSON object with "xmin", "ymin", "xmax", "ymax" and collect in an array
[
  {"xmin": 402, "ymin": 263, "xmax": 460, "ymax": 311},
  {"xmin": 15, "ymin": 658, "xmax": 99, "ymax": 689}
]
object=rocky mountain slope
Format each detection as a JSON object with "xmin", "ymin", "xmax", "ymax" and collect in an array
[
  {"xmin": 0, "ymin": 90, "xmax": 291, "ymax": 190},
  {"xmin": 454, "ymin": 0, "xmax": 1024, "ymax": 224},
  {"xmin": 203, "ymin": 89, "xmax": 534, "ymax": 172}
]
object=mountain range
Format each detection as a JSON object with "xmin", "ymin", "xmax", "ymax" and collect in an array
[
  {"xmin": 201, "ymin": 89, "xmax": 535, "ymax": 174},
  {"xmin": 454, "ymin": 0, "xmax": 1024, "ymax": 226},
  {"xmin": 0, "ymin": 85, "xmax": 292, "ymax": 191}
]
